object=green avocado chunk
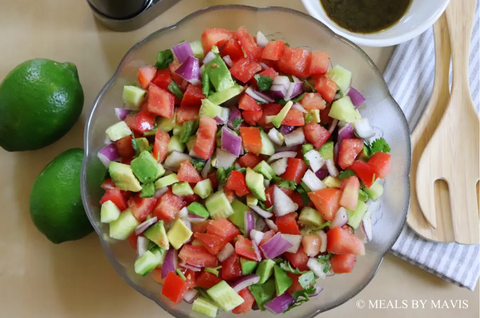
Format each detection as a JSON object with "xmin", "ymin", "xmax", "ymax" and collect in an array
[
  {"xmin": 187, "ymin": 202, "xmax": 210, "ymax": 218},
  {"xmin": 240, "ymin": 257, "xmax": 258, "ymax": 275},
  {"xmin": 144, "ymin": 220, "xmax": 169, "ymax": 249},
  {"xmin": 273, "ymin": 265, "xmax": 293, "ymax": 296},
  {"xmin": 249, "ymin": 278, "xmax": 276, "ymax": 311},
  {"xmin": 131, "ymin": 150, "xmax": 164, "ymax": 183},
  {"xmin": 204, "ymin": 55, "xmax": 235, "ymax": 92},
  {"xmin": 256, "ymin": 259, "xmax": 276, "ymax": 284},
  {"xmin": 109, "ymin": 161, "xmax": 142, "ymax": 192}
]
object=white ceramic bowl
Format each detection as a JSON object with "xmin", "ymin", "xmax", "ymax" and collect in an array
[{"xmin": 302, "ymin": 0, "xmax": 450, "ymax": 47}]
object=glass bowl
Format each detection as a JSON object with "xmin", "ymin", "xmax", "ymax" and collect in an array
[{"xmin": 81, "ymin": 5, "xmax": 411, "ymax": 318}]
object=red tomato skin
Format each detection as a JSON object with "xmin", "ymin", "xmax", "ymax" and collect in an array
[
  {"xmin": 194, "ymin": 232, "xmax": 228, "ymax": 255},
  {"xmin": 176, "ymin": 104, "xmax": 200, "ymax": 124},
  {"xmin": 152, "ymin": 190, "xmax": 185, "ymax": 222},
  {"xmin": 280, "ymin": 158, "xmax": 307, "ymax": 184},
  {"xmin": 367, "ymin": 152, "xmax": 392, "ymax": 179},
  {"xmin": 237, "ymin": 153, "xmax": 263, "ymax": 169},
  {"xmin": 181, "ymin": 84, "xmax": 205, "ymax": 107},
  {"xmin": 222, "ymin": 254, "xmax": 243, "ymax": 281},
  {"xmin": 277, "ymin": 47, "xmax": 312, "ymax": 78},
  {"xmin": 193, "ymin": 116, "xmax": 217, "ymax": 160},
  {"xmin": 308, "ymin": 188, "xmax": 342, "ymax": 221},
  {"xmin": 330, "ymin": 254, "xmax": 357, "ymax": 273},
  {"xmin": 235, "ymin": 235, "xmax": 260, "ymax": 261},
  {"xmin": 225, "ymin": 170, "xmax": 250, "ymax": 196},
  {"xmin": 128, "ymin": 232, "xmax": 138, "ymax": 250},
  {"xmin": 285, "ymin": 249, "xmax": 310, "ymax": 271},
  {"xmin": 100, "ymin": 187, "xmax": 128, "ymax": 211},
  {"xmin": 259, "ymin": 230, "xmax": 276, "ymax": 246},
  {"xmin": 179, "ymin": 245, "xmax": 219, "ymax": 268},
  {"xmin": 232, "ymin": 288, "xmax": 255, "ymax": 314},
  {"xmin": 138, "ymin": 65, "xmax": 157, "ymax": 88},
  {"xmin": 221, "ymin": 38, "xmax": 244, "ymax": 61},
  {"xmin": 339, "ymin": 176, "xmax": 360, "ymax": 211},
  {"xmin": 201, "ymin": 28, "xmax": 235, "ymax": 52},
  {"xmin": 338, "ymin": 139, "xmax": 364, "ymax": 170},
  {"xmin": 146, "ymin": 85, "xmax": 175, "ymax": 118},
  {"xmin": 151, "ymin": 68, "xmax": 172, "ymax": 90},
  {"xmin": 257, "ymin": 103, "xmax": 283, "ymax": 129},
  {"xmin": 239, "ymin": 93, "xmax": 262, "ymax": 111},
  {"xmin": 262, "ymin": 41, "xmax": 285, "ymax": 61},
  {"xmin": 177, "ymin": 160, "xmax": 203, "ymax": 183},
  {"xmin": 308, "ymin": 51, "xmax": 330, "ymax": 76},
  {"xmin": 124, "ymin": 111, "xmax": 156, "ymax": 134},
  {"xmin": 152, "ymin": 128, "xmax": 170, "ymax": 163},
  {"xmin": 351, "ymin": 160, "xmax": 377, "ymax": 188},
  {"xmin": 207, "ymin": 218, "xmax": 241, "ymax": 242},
  {"xmin": 114, "ymin": 135, "xmax": 136, "ymax": 158},
  {"xmin": 162, "ymin": 272, "xmax": 187, "ymax": 304},
  {"xmin": 300, "ymin": 92, "xmax": 327, "ymax": 111},
  {"xmin": 327, "ymin": 226, "xmax": 365, "ymax": 255},
  {"xmin": 242, "ymin": 110, "xmax": 263, "ymax": 126},
  {"xmin": 239, "ymin": 127, "xmax": 262, "ymax": 155},
  {"xmin": 304, "ymin": 122, "xmax": 331, "ymax": 149},
  {"xmin": 230, "ymin": 58, "xmax": 262, "ymax": 83},
  {"xmin": 315, "ymin": 76, "xmax": 337, "ymax": 104},
  {"xmin": 276, "ymin": 212, "xmax": 301, "ymax": 235},
  {"xmin": 282, "ymin": 109, "xmax": 305, "ymax": 126},
  {"xmin": 236, "ymin": 26, "xmax": 262, "ymax": 61},
  {"xmin": 286, "ymin": 272, "xmax": 303, "ymax": 294},
  {"xmin": 320, "ymin": 106, "xmax": 333, "ymax": 125},
  {"xmin": 195, "ymin": 271, "xmax": 222, "ymax": 289},
  {"xmin": 128, "ymin": 193, "xmax": 158, "ymax": 222},
  {"xmin": 191, "ymin": 220, "xmax": 211, "ymax": 234}
]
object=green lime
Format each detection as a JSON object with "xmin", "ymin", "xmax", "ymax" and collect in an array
[
  {"xmin": 0, "ymin": 58, "xmax": 83, "ymax": 151},
  {"xmin": 30, "ymin": 148, "xmax": 93, "ymax": 244}
]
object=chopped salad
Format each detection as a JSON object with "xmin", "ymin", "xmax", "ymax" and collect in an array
[{"xmin": 98, "ymin": 26, "xmax": 392, "ymax": 316}]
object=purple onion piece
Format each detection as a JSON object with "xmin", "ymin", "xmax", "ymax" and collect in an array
[
  {"xmin": 338, "ymin": 123, "xmax": 355, "ymax": 140},
  {"xmin": 221, "ymin": 126, "xmax": 242, "ymax": 156},
  {"xmin": 347, "ymin": 87, "xmax": 366, "ymax": 109},
  {"xmin": 255, "ymin": 217, "xmax": 268, "ymax": 232},
  {"xmin": 250, "ymin": 205, "xmax": 273, "ymax": 219},
  {"xmin": 172, "ymin": 41, "xmax": 194, "ymax": 64},
  {"xmin": 161, "ymin": 248, "xmax": 178, "ymax": 279},
  {"xmin": 183, "ymin": 289, "xmax": 199, "ymax": 304},
  {"xmin": 115, "ymin": 108, "xmax": 131, "ymax": 121},
  {"xmin": 223, "ymin": 55, "xmax": 234, "ymax": 68},
  {"xmin": 315, "ymin": 168, "xmax": 329, "ymax": 180},
  {"xmin": 259, "ymin": 233, "xmax": 293, "ymax": 259},
  {"xmin": 244, "ymin": 211, "xmax": 255, "ymax": 237},
  {"xmin": 97, "ymin": 143, "xmax": 120, "ymax": 168},
  {"xmin": 227, "ymin": 106, "xmax": 242, "ymax": 129},
  {"xmin": 180, "ymin": 262, "xmax": 201, "ymax": 272},
  {"xmin": 265, "ymin": 294, "xmax": 295, "ymax": 314},
  {"xmin": 232, "ymin": 274, "xmax": 260, "ymax": 293},
  {"xmin": 331, "ymin": 207, "xmax": 349, "ymax": 228},
  {"xmin": 175, "ymin": 55, "xmax": 201, "ymax": 84},
  {"xmin": 267, "ymin": 151, "xmax": 297, "ymax": 163},
  {"xmin": 187, "ymin": 214, "xmax": 206, "ymax": 223},
  {"xmin": 280, "ymin": 125, "xmax": 295, "ymax": 135},
  {"xmin": 135, "ymin": 217, "xmax": 158, "ymax": 235},
  {"xmin": 155, "ymin": 187, "xmax": 168, "ymax": 198}
]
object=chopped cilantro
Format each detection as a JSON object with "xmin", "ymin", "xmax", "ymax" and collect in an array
[
  {"xmin": 236, "ymin": 167, "xmax": 246, "ymax": 173},
  {"xmin": 279, "ymin": 260, "xmax": 309, "ymax": 274},
  {"xmin": 283, "ymin": 285, "xmax": 316, "ymax": 313},
  {"xmin": 296, "ymin": 186, "xmax": 310, "ymax": 205},
  {"xmin": 258, "ymin": 200, "xmax": 274, "ymax": 211},
  {"xmin": 202, "ymin": 71, "xmax": 210, "ymax": 96},
  {"xmin": 310, "ymin": 221, "xmax": 331, "ymax": 232},
  {"xmin": 338, "ymin": 169, "xmax": 356, "ymax": 179},
  {"xmin": 304, "ymin": 79, "xmax": 317, "ymax": 92},
  {"xmin": 176, "ymin": 269, "xmax": 187, "ymax": 281},
  {"xmin": 232, "ymin": 118, "xmax": 244, "ymax": 130},
  {"xmin": 278, "ymin": 99, "xmax": 288, "ymax": 106},
  {"xmin": 131, "ymin": 133, "xmax": 140, "ymax": 157},
  {"xmin": 254, "ymin": 74, "xmax": 273, "ymax": 91},
  {"xmin": 298, "ymin": 271, "xmax": 316, "ymax": 289},
  {"xmin": 291, "ymin": 92, "xmax": 306, "ymax": 102},
  {"xmin": 217, "ymin": 166, "xmax": 235, "ymax": 184},
  {"xmin": 168, "ymin": 80, "xmax": 184, "ymax": 100},
  {"xmin": 365, "ymin": 137, "xmax": 391, "ymax": 156},
  {"xmin": 277, "ymin": 179, "xmax": 297, "ymax": 190},
  {"xmin": 155, "ymin": 49, "xmax": 173, "ymax": 69},
  {"xmin": 317, "ymin": 254, "xmax": 334, "ymax": 273},
  {"xmin": 285, "ymin": 42, "xmax": 290, "ymax": 47},
  {"xmin": 305, "ymin": 113, "xmax": 314, "ymax": 123},
  {"xmin": 192, "ymin": 158, "xmax": 206, "ymax": 172},
  {"xmin": 204, "ymin": 266, "xmax": 222, "ymax": 277},
  {"xmin": 145, "ymin": 145, "xmax": 153, "ymax": 152}
]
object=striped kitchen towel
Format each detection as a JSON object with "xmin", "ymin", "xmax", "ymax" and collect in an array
[{"xmin": 384, "ymin": 2, "xmax": 479, "ymax": 291}]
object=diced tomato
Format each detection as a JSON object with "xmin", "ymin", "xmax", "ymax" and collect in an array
[
  {"xmin": 124, "ymin": 111, "xmax": 156, "ymax": 134},
  {"xmin": 291, "ymin": 192, "xmax": 307, "ymax": 208},
  {"xmin": 278, "ymin": 47, "xmax": 312, "ymax": 78},
  {"xmin": 330, "ymin": 254, "xmax": 357, "ymax": 273},
  {"xmin": 180, "ymin": 84, "xmax": 205, "ymax": 108},
  {"xmin": 239, "ymin": 93, "xmax": 262, "ymax": 111},
  {"xmin": 146, "ymin": 85, "xmax": 175, "ymax": 118},
  {"xmin": 239, "ymin": 127, "xmax": 262, "ymax": 155},
  {"xmin": 315, "ymin": 76, "xmax": 337, "ymax": 104},
  {"xmin": 276, "ymin": 212, "xmax": 301, "ymax": 235},
  {"xmin": 128, "ymin": 232, "xmax": 139, "ymax": 250},
  {"xmin": 257, "ymin": 103, "xmax": 282, "ymax": 129},
  {"xmin": 114, "ymin": 135, "xmax": 136, "ymax": 158},
  {"xmin": 224, "ymin": 189, "xmax": 236, "ymax": 203},
  {"xmin": 180, "ymin": 269, "xmax": 197, "ymax": 289},
  {"xmin": 368, "ymin": 152, "xmax": 391, "ymax": 179},
  {"xmin": 280, "ymin": 158, "xmax": 307, "ymax": 184},
  {"xmin": 286, "ymin": 273, "xmax": 303, "ymax": 294},
  {"xmin": 259, "ymin": 230, "xmax": 276, "ymax": 246},
  {"xmin": 138, "ymin": 65, "xmax": 157, "ymax": 88},
  {"xmin": 232, "ymin": 288, "xmax": 255, "ymax": 314},
  {"xmin": 242, "ymin": 110, "xmax": 263, "ymax": 126},
  {"xmin": 176, "ymin": 104, "xmax": 200, "ymax": 124},
  {"xmin": 179, "ymin": 245, "xmax": 219, "ymax": 267},
  {"xmin": 237, "ymin": 153, "xmax": 263, "ymax": 169},
  {"xmin": 177, "ymin": 160, "xmax": 202, "ymax": 183},
  {"xmin": 285, "ymin": 249, "xmax": 310, "ymax": 271},
  {"xmin": 193, "ymin": 116, "xmax": 217, "ymax": 160},
  {"xmin": 235, "ymin": 235, "xmax": 260, "ymax": 261},
  {"xmin": 101, "ymin": 178, "xmax": 116, "ymax": 190},
  {"xmin": 222, "ymin": 253, "xmax": 243, "ymax": 281},
  {"xmin": 201, "ymin": 28, "xmax": 235, "ymax": 53},
  {"xmin": 304, "ymin": 122, "xmax": 331, "ymax": 149},
  {"xmin": 207, "ymin": 171, "xmax": 219, "ymax": 190},
  {"xmin": 152, "ymin": 267, "xmax": 165, "ymax": 284},
  {"xmin": 151, "ymin": 68, "xmax": 172, "ymax": 90},
  {"xmin": 230, "ymin": 58, "xmax": 262, "ymax": 83},
  {"xmin": 264, "ymin": 185, "xmax": 293, "ymax": 208},
  {"xmin": 308, "ymin": 188, "xmax": 342, "ymax": 221},
  {"xmin": 338, "ymin": 139, "xmax": 364, "ymax": 170},
  {"xmin": 207, "ymin": 218, "xmax": 241, "ymax": 242},
  {"xmin": 236, "ymin": 26, "xmax": 262, "ymax": 61},
  {"xmin": 255, "ymin": 67, "xmax": 278, "ymax": 81},
  {"xmin": 327, "ymin": 226, "xmax": 365, "ymax": 255},
  {"xmin": 351, "ymin": 160, "xmax": 377, "ymax": 188},
  {"xmin": 121, "ymin": 157, "xmax": 133, "ymax": 165},
  {"xmin": 152, "ymin": 190, "xmax": 185, "ymax": 222},
  {"xmin": 194, "ymin": 232, "xmax": 228, "ymax": 255},
  {"xmin": 100, "ymin": 187, "xmax": 128, "ymax": 211},
  {"xmin": 152, "ymin": 128, "xmax": 170, "ymax": 163},
  {"xmin": 308, "ymin": 51, "xmax": 330, "ymax": 76},
  {"xmin": 262, "ymin": 40, "xmax": 285, "ymax": 61},
  {"xmin": 320, "ymin": 106, "xmax": 333, "ymax": 125},
  {"xmin": 162, "ymin": 272, "xmax": 187, "ymax": 304},
  {"xmin": 195, "ymin": 271, "xmax": 222, "ymax": 289},
  {"xmin": 225, "ymin": 170, "xmax": 250, "ymax": 196},
  {"xmin": 282, "ymin": 109, "xmax": 305, "ymax": 126},
  {"xmin": 169, "ymin": 61, "xmax": 187, "ymax": 88},
  {"xmin": 302, "ymin": 235, "xmax": 321, "ymax": 257},
  {"xmin": 191, "ymin": 220, "xmax": 211, "ymax": 234},
  {"xmin": 221, "ymin": 38, "xmax": 244, "ymax": 61},
  {"xmin": 339, "ymin": 176, "xmax": 360, "ymax": 211},
  {"xmin": 300, "ymin": 92, "xmax": 327, "ymax": 111},
  {"xmin": 128, "ymin": 193, "xmax": 158, "ymax": 222}
]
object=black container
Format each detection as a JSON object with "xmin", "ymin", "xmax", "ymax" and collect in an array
[{"xmin": 88, "ymin": 0, "xmax": 148, "ymax": 20}]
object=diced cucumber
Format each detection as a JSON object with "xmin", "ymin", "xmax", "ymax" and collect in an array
[
  {"xmin": 347, "ymin": 200, "xmax": 368, "ymax": 229},
  {"xmin": 246, "ymin": 193, "xmax": 258, "ymax": 206},
  {"xmin": 109, "ymin": 209, "xmax": 140, "ymax": 240},
  {"xmin": 208, "ymin": 84, "xmax": 244, "ymax": 105},
  {"xmin": 186, "ymin": 135, "xmax": 196, "ymax": 152},
  {"xmin": 105, "ymin": 121, "xmax": 132, "ymax": 141},
  {"xmin": 157, "ymin": 114, "xmax": 177, "ymax": 133},
  {"xmin": 173, "ymin": 122, "xmax": 183, "ymax": 136},
  {"xmin": 207, "ymin": 281, "xmax": 244, "ymax": 312},
  {"xmin": 272, "ymin": 101, "xmax": 293, "ymax": 128},
  {"xmin": 190, "ymin": 41, "xmax": 205, "ymax": 60},
  {"xmin": 193, "ymin": 178, "xmax": 213, "ymax": 199},
  {"xmin": 298, "ymin": 207, "xmax": 324, "ymax": 227},
  {"xmin": 326, "ymin": 65, "xmax": 352, "ymax": 94},
  {"xmin": 319, "ymin": 141, "xmax": 334, "ymax": 160},
  {"xmin": 329, "ymin": 96, "xmax": 362, "ymax": 123},
  {"xmin": 155, "ymin": 173, "xmax": 179, "ymax": 189},
  {"xmin": 134, "ymin": 250, "xmax": 161, "ymax": 276},
  {"xmin": 144, "ymin": 221, "xmax": 169, "ymax": 249},
  {"xmin": 246, "ymin": 168, "xmax": 266, "ymax": 201},
  {"xmin": 200, "ymin": 99, "xmax": 223, "ymax": 119},
  {"xmin": 151, "ymin": 246, "xmax": 167, "ymax": 266},
  {"xmin": 364, "ymin": 181, "xmax": 383, "ymax": 201},
  {"xmin": 192, "ymin": 298, "xmax": 219, "ymax": 318},
  {"xmin": 253, "ymin": 160, "xmax": 276, "ymax": 180},
  {"xmin": 188, "ymin": 202, "xmax": 210, "ymax": 218},
  {"xmin": 260, "ymin": 130, "xmax": 275, "ymax": 156},
  {"xmin": 358, "ymin": 189, "xmax": 369, "ymax": 202},
  {"xmin": 122, "ymin": 85, "xmax": 146, "ymax": 108},
  {"xmin": 101, "ymin": 200, "xmax": 121, "ymax": 223},
  {"xmin": 172, "ymin": 181, "xmax": 194, "ymax": 196},
  {"xmin": 205, "ymin": 191, "xmax": 234, "ymax": 219},
  {"xmin": 109, "ymin": 162, "xmax": 142, "ymax": 192},
  {"xmin": 323, "ymin": 176, "xmax": 341, "ymax": 188},
  {"xmin": 229, "ymin": 199, "xmax": 250, "ymax": 232},
  {"xmin": 167, "ymin": 135, "xmax": 185, "ymax": 154},
  {"xmin": 167, "ymin": 219, "xmax": 193, "ymax": 249}
]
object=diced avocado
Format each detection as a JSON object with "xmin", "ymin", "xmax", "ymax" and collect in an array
[
  {"xmin": 131, "ymin": 151, "xmax": 164, "ymax": 183},
  {"xmin": 256, "ymin": 259, "xmax": 276, "ymax": 284},
  {"xmin": 189, "ymin": 40, "xmax": 205, "ymax": 60},
  {"xmin": 135, "ymin": 137, "xmax": 149, "ymax": 153},
  {"xmin": 207, "ymin": 280, "xmax": 244, "ymax": 312},
  {"xmin": 298, "ymin": 207, "xmax": 324, "ymax": 227},
  {"xmin": 167, "ymin": 135, "xmax": 185, "ymax": 154},
  {"xmin": 105, "ymin": 121, "xmax": 132, "ymax": 141},
  {"xmin": 122, "ymin": 85, "xmax": 146, "ymax": 108},
  {"xmin": 329, "ymin": 96, "xmax": 362, "ymax": 123},
  {"xmin": 272, "ymin": 101, "xmax": 293, "ymax": 128},
  {"xmin": 273, "ymin": 265, "xmax": 293, "ymax": 296},
  {"xmin": 205, "ymin": 191, "xmax": 234, "ymax": 219},
  {"xmin": 246, "ymin": 168, "xmax": 266, "ymax": 201},
  {"xmin": 246, "ymin": 193, "xmax": 258, "ymax": 206},
  {"xmin": 144, "ymin": 220, "xmax": 169, "ymax": 249},
  {"xmin": 241, "ymin": 257, "xmax": 258, "ymax": 275},
  {"xmin": 134, "ymin": 250, "xmax": 161, "ymax": 276},
  {"xmin": 173, "ymin": 122, "xmax": 183, "ymax": 136},
  {"xmin": 305, "ymin": 109, "xmax": 320, "ymax": 123},
  {"xmin": 323, "ymin": 176, "xmax": 341, "ymax": 188},
  {"xmin": 259, "ymin": 130, "xmax": 275, "ymax": 156},
  {"xmin": 358, "ymin": 189, "xmax": 369, "ymax": 202},
  {"xmin": 357, "ymin": 145, "xmax": 371, "ymax": 161},
  {"xmin": 109, "ymin": 162, "xmax": 142, "ymax": 192},
  {"xmin": 194, "ymin": 178, "xmax": 213, "ymax": 199},
  {"xmin": 347, "ymin": 200, "xmax": 368, "ymax": 229},
  {"xmin": 187, "ymin": 202, "xmax": 210, "ymax": 218},
  {"xmin": 249, "ymin": 278, "xmax": 276, "ymax": 310},
  {"xmin": 229, "ymin": 199, "xmax": 250, "ymax": 232},
  {"xmin": 109, "ymin": 209, "xmax": 140, "ymax": 240},
  {"xmin": 364, "ymin": 181, "xmax": 383, "ymax": 200},
  {"xmin": 302, "ymin": 143, "xmax": 314, "ymax": 155},
  {"xmin": 211, "ymin": 45, "xmax": 220, "ymax": 54},
  {"xmin": 186, "ymin": 135, "xmax": 196, "ymax": 152},
  {"xmin": 143, "ymin": 128, "xmax": 157, "ymax": 136},
  {"xmin": 319, "ymin": 141, "xmax": 334, "ymax": 160},
  {"xmin": 172, "ymin": 181, "xmax": 194, "ymax": 196},
  {"xmin": 156, "ymin": 114, "xmax": 177, "ymax": 133},
  {"xmin": 253, "ymin": 160, "xmax": 276, "ymax": 180},
  {"xmin": 208, "ymin": 84, "xmax": 244, "ymax": 105},
  {"xmin": 155, "ymin": 173, "xmax": 179, "ymax": 189},
  {"xmin": 192, "ymin": 298, "xmax": 218, "ymax": 318},
  {"xmin": 140, "ymin": 182, "xmax": 156, "ymax": 198},
  {"xmin": 200, "ymin": 98, "xmax": 223, "ymax": 119},
  {"xmin": 166, "ymin": 219, "xmax": 193, "ymax": 249},
  {"xmin": 326, "ymin": 65, "xmax": 352, "ymax": 94},
  {"xmin": 100, "ymin": 200, "xmax": 121, "ymax": 223},
  {"xmin": 204, "ymin": 55, "xmax": 235, "ymax": 92}
]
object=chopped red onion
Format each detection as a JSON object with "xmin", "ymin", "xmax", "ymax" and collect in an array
[
  {"xmin": 250, "ymin": 205, "xmax": 273, "ymax": 219},
  {"xmin": 203, "ymin": 51, "xmax": 216, "ymax": 65},
  {"xmin": 232, "ymin": 274, "xmax": 261, "ymax": 293},
  {"xmin": 187, "ymin": 214, "xmax": 206, "ymax": 223},
  {"xmin": 292, "ymin": 102, "xmax": 307, "ymax": 113},
  {"xmin": 270, "ymin": 157, "xmax": 288, "ymax": 175},
  {"xmin": 280, "ymin": 234, "xmax": 302, "ymax": 253},
  {"xmin": 304, "ymin": 149, "xmax": 326, "ymax": 172},
  {"xmin": 315, "ymin": 168, "xmax": 329, "ymax": 180},
  {"xmin": 265, "ymin": 219, "xmax": 278, "ymax": 232},
  {"xmin": 267, "ymin": 127, "xmax": 284, "ymax": 146},
  {"xmin": 326, "ymin": 159, "xmax": 339, "ymax": 177},
  {"xmin": 178, "ymin": 206, "xmax": 189, "ymax": 219},
  {"xmin": 250, "ymin": 229, "xmax": 265, "ymax": 245},
  {"xmin": 217, "ymin": 242, "xmax": 235, "ymax": 262},
  {"xmin": 316, "ymin": 230, "xmax": 328, "ymax": 252},
  {"xmin": 135, "ymin": 217, "xmax": 158, "ymax": 235},
  {"xmin": 284, "ymin": 128, "xmax": 305, "ymax": 146},
  {"xmin": 252, "ymin": 241, "xmax": 262, "ymax": 261},
  {"xmin": 331, "ymin": 207, "xmax": 349, "ymax": 228},
  {"xmin": 267, "ymin": 151, "xmax": 297, "ymax": 163},
  {"xmin": 312, "ymin": 285, "xmax": 324, "ymax": 297},
  {"xmin": 328, "ymin": 119, "xmax": 339, "ymax": 134},
  {"xmin": 183, "ymin": 288, "xmax": 199, "ymax": 304},
  {"xmin": 273, "ymin": 186, "xmax": 299, "ymax": 217},
  {"xmin": 270, "ymin": 83, "xmax": 288, "ymax": 99},
  {"xmin": 180, "ymin": 262, "xmax": 202, "ymax": 272},
  {"xmin": 222, "ymin": 55, "xmax": 233, "ymax": 68},
  {"xmin": 273, "ymin": 75, "xmax": 290, "ymax": 86},
  {"xmin": 354, "ymin": 118, "xmax": 375, "ymax": 139},
  {"xmin": 260, "ymin": 232, "xmax": 293, "ymax": 259},
  {"xmin": 255, "ymin": 217, "xmax": 268, "ymax": 232},
  {"xmin": 265, "ymin": 294, "xmax": 295, "ymax": 314},
  {"xmin": 115, "ymin": 108, "xmax": 131, "ymax": 121},
  {"xmin": 246, "ymin": 86, "xmax": 274, "ymax": 103},
  {"xmin": 97, "ymin": 143, "xmax": 120, "ymax": 168},
  {"xmin": 201, "ymin": 158, "xmax": 211, "ymax": 179},
  {"xmin": 302, "ymin": 170, "xmax": 326, "ymax": 191},
  {"xmin": 155, "ymin": 187, "xmax": 168, "ymax": 198},
  {"xmin": 256, "ymin": 31, "xmax": 269, "ymax": 47},
  {"xmin": 285, "ymin": 81, "xmax": 303, "ymax": 101},
  {"xmin": 227, "ymin": 106, "xmax": 242, "ymax": 129},
  {"xmin": 347, "ymin": 87, "xmax": 366, "ymax": 109},
  {"xmin": 215, "ymin": 148, "xmax": 237, "ymax": 168},
  {"xmin": 280, "ymin": 125, "xmax": 295, "ymax": 135},
  {"xmin": 338, "ymin": 123, "xmax": 355, "ymax": 140},
  {"xmin": 259, "ymin": 62, "xmax": 269, "ymax": 70},
  {"xmin": 221, "ymin": 127, "xmax": 242, "ymax": 156},
  {"xmin": 307, "ymin": 257, "xmax": 327, "ymax": 279},
  {"xmin": 137, "ymin": 236, "xmax": 149, "ymax": 257},
  {"xmin": 172, "ymin": 41, "xmax": 194, "ymax": 64},
  {"xmin": 244, "ymin": 211, "xmax": 255, "ymax": 236},
  {"xmin": 175, "ymin": 55, "xmax": 201, "ymax": 85},
  {"xmin": 161, "ymin": 248, "xmax": 178, "ymax": 279}
]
